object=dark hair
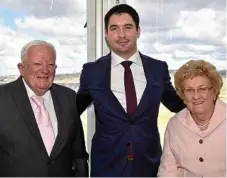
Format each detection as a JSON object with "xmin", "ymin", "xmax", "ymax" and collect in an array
[{"xmin": 104, "ymin": 4, "xmax": 140, "ymax": 31}]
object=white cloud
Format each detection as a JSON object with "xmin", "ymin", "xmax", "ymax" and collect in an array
[
  {"xmin": 0, "ymin": 0, "xmax": 86, "ymax": 17},
  {"xmin": 186, "ymin": 44, "xmax": 215, "ymax": 51},
  {"xmin": 135, "ymin": 3, "xmax": 225, "ymax": 70},
  {"xmin": 15, "ymin": 16, "xmax": 86, "ymax": 37},
  {"xmin": 0, "ymin": 0, "xmax": 225, "ymax": 76},
  {"xmin": 176, "ymin": 9, "xmax": 222, "ymax": 39},
  {"xmin": 0, "ymin": 0, "xmax": 87, "ymax": 76}
]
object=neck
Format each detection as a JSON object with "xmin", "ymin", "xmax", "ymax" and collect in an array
[
  {"xmin": 191, "ymin": 105, "xmax": 215, "ymax": 126},
  {"xmin": 113, "ymin": 49, "xmax": 138, "ymax": 60}
]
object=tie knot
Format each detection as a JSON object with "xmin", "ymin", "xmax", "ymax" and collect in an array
[
  {"xmin": 31, "ymin": 95, "xmax": 44, "ymax": 107},
  {"xmin": 121, "ymin": 61, "xmax": 133, "ymax": 69}
]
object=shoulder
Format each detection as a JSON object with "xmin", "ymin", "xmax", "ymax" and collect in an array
[
  {"xmin": 0, "ymin": 82, "xmax": 11, "ymax": 90},
  {"xmin": 215, "ymin": 99, "xmax": 226, "ymax": 112},
  {"xmin": 140, "ymin": 53, "xmax": 167, "ymax": 66},
  {"xmin": 139, "ymin": 52, "xmax": 169, "ymax": 74},
  {"xmin": 51, "ymin": 83, "xmax": 76, "ymax": 95},
  {"xmin": 0, "ymin": 78, "xmax": 25, "ymax": 101},
  {"xmin": 0, "ymin": 82, "xmax": 11, "ymax": 99},
  {"xmin": 167, "ymin": 108, "xmax": 188, "ymax": 130},
  {"xmin": 213, "ymin": 99, "xmax": 226, "ymax": 123},
  {"xmin": 0, "ymin": 78, "xmax": 19, "ymax": 92},
  {"xmin": 82, "ymin": 53, "xmax": 110, "ymax": 69}
]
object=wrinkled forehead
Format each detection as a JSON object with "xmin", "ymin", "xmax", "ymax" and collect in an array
[
  {"xmin": 28, "ymin": 44, "xmax": 55, "ymax": 54},
  {"xmin": 183, "ymin": 76, "xmax": 211, "ymax": 88},
  {"xmin": 26, "ymin": 45, "xmax": 56, "ymax": 61}
]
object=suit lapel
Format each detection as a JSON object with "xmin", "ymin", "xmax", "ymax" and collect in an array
[
  {"xmin": 49, "ymin": 85, "xmax": 67, "ymax": 159},
  {"xmin": 133, "ymin": 53, "xmax": 160, "ymax": 119},
  {"xmin": 97, "ymin": 53, "xmax": 128, "ymax": 119},
  {"xmin": 10, "ymin": 77, "xmax": 47, "ymax": 155},
  {"xmin": 132, "ymin": 53, "xmax": 149, "ymax": 119}
]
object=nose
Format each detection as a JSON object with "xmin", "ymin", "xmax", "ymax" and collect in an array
[
  {"xmin": 192, "ymin": 90, "xmax": 200, "ymax": 100},
  {"xmin": 118, "ymin": 28, "xmax": 126, "ymax": 37},
  {"xmin": 41, "ymin": 64, "xmax": 49, "ymax": 73}
]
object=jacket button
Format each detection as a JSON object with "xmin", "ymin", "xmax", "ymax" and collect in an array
[
  {"xmin": 199, "ymin": 157, "xmax": 204, "ymax": 162},
  {"xmin": 199, "ymin": 139, "xmax": 203, "ymax": 144}
]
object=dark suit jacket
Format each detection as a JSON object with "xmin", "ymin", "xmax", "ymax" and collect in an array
[
  {"xmin": 0, "ymin": 77, "xmax": 88, "ymax": 177},
  {"xmin": 76, "ymin": 52, "xmax": 185, "ymax": 177}
]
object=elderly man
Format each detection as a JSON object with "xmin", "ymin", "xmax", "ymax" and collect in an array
[{"xmin": 0, "ymin": 40, "xmax": 88, "ymax": 177}]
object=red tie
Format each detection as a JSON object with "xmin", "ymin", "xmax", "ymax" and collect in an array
[
  {"xmin": 121, "ymin": 61, "xmax": 137, "ymax": 118},
  {"xmin": 121, "ymin": 61, "xmax": 137, "ymax": 160}
]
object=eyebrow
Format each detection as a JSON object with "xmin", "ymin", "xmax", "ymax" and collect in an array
[
  {"xmin": 185, "ymin": 84, "xmax": 209, "ymax": 88},
  {"xmin": 124, "ymin": 23, "xmax": 134, "ymax": 27},
  {"xmin": 109, "ymin": 25, "xmax": 117, "ymax": 29},
  {"xmin": 109, "ymin": 23, "xmax": 134, "ymax": 28}
]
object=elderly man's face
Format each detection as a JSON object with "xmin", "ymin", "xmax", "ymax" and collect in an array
[
  {"xmin": 18, "ymin": 44, "xmax": 57, "ymax": 96},
  {"xmin": 182, "ymin": 76, "xmax": 215, "ymax": 119}
]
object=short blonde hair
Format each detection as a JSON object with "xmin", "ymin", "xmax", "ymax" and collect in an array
[{"xmin": 174, "ymin": 60, "xmax": 223, "ymax": 100}]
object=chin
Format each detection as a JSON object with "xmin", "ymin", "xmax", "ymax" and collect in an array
[
  {"xmin": 192, "ymin": 109, "xmax": 205, "ymax": 115},
  {"xmin": 37, "ymin": 83, "xmax": 51, "ymax": 90}
]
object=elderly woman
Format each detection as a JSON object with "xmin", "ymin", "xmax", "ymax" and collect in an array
[{"xmin": 158, "ymin": 60, "xmax": 226, "ymax": 177}]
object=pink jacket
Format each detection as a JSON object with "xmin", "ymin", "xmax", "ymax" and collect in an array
[{"xmin": 158, "ymin": 99, "xmax": 226, "ymax": 177}]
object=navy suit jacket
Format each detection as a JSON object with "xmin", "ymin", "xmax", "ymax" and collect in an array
[{"xmin": 77, "ymin": 52, "xmax": 185, "ymax": 177}]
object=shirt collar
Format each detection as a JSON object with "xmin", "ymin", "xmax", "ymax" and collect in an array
[
  {"xmin": 22, "ymin": 78, "xmax": 50, "ymax": 101},
  {"xmin": 111, "ymin": 51, "xmax": 143, "ymax": 68}
]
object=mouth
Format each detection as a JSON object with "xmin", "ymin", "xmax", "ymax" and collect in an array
[
  {"xmin": 193, "ymin": 101, "xmax": 204, "ymax": 105},
  {"xmin": 117, "ymin": 40, "xmax": 129, "ymax": 45},
  {"xmin": 38, "ymin": 77, "xmax": 49, "ymax": 80}
]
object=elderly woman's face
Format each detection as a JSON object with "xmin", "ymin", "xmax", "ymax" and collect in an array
[{"xmin": 182, "ymin": 76, "xmax": 215, "ymax": 116}]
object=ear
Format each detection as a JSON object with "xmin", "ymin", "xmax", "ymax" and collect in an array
[
  {"xmin": 104, "ymin": 29, "xmax": 108, "ymax": 39},
  {"xmin": 137, "ymin": 26, "xmax": 141, "ymax": 38},
  {"xmin": 17, "ymin": 63, "xmax": 25, "ymax": 76}
]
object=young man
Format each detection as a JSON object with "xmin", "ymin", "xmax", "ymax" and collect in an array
[{"xmin": 77, "ymin": 4, "xmax": 185, "ymax": 177}]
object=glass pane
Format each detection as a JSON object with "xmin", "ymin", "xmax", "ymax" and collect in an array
[{"xmin": 127, "ymin": 0, "xmax": 226, "ymax": 144}]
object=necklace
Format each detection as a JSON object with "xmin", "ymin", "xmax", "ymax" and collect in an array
[{"xmin": 197, "ymin": 120, "xmax": 210, "ymax": 129}]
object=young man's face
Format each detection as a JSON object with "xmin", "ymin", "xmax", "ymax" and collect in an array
[{"xmin": 105, "ymin": 13, "xmax": 140, "ymax": 59}]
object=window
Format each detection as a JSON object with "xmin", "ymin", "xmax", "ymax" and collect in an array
[{"xmin": 127, "ymin": 0, "xmax": 226, "ymax": 143}]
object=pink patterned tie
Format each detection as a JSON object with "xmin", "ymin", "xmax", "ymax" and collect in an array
[{"xmin": 31, "ymin": 95, "xmax": 55, "ymax": 155}]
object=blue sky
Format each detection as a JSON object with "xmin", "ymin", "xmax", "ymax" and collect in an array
[{"xmin": 0, "ymin": 6, "xmax": 26, "ymax": 30}]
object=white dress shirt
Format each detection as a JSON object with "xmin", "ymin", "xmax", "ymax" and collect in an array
[
  {"xmin": 22, "ymin": 79, "xmax": 58, "ymax": 138},
  {"xmin": 111, "ymin": 51, "xmax": 147, "ymax": 111}
]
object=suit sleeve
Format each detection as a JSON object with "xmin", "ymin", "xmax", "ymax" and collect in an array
[
  {"xmin": 76, "ymin": 64, "xmax": 93, "ymax": 115},
  {"xmin": 73, "ymin": 94, "xmax": 89, "ymax": 177},
  {"xmin": 157, "ymin": 122, "xmax": 178, "ymax": 177},
  {"xmin": 161, "ymin": 62, "xmax": 185, "ymax": 113},
  {"xmin": 73, "ymin": 117, "xmax": 89, "ymax": 177}
]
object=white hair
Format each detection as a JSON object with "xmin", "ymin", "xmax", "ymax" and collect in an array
[{"xmin": 21, "ymin": 40, "xmax": 56, "ymax": 61}]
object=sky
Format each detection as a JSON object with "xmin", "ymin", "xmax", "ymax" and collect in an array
[{"xmin": 0, "ymin": 0, "xmax": 226, "ymax": 76}]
